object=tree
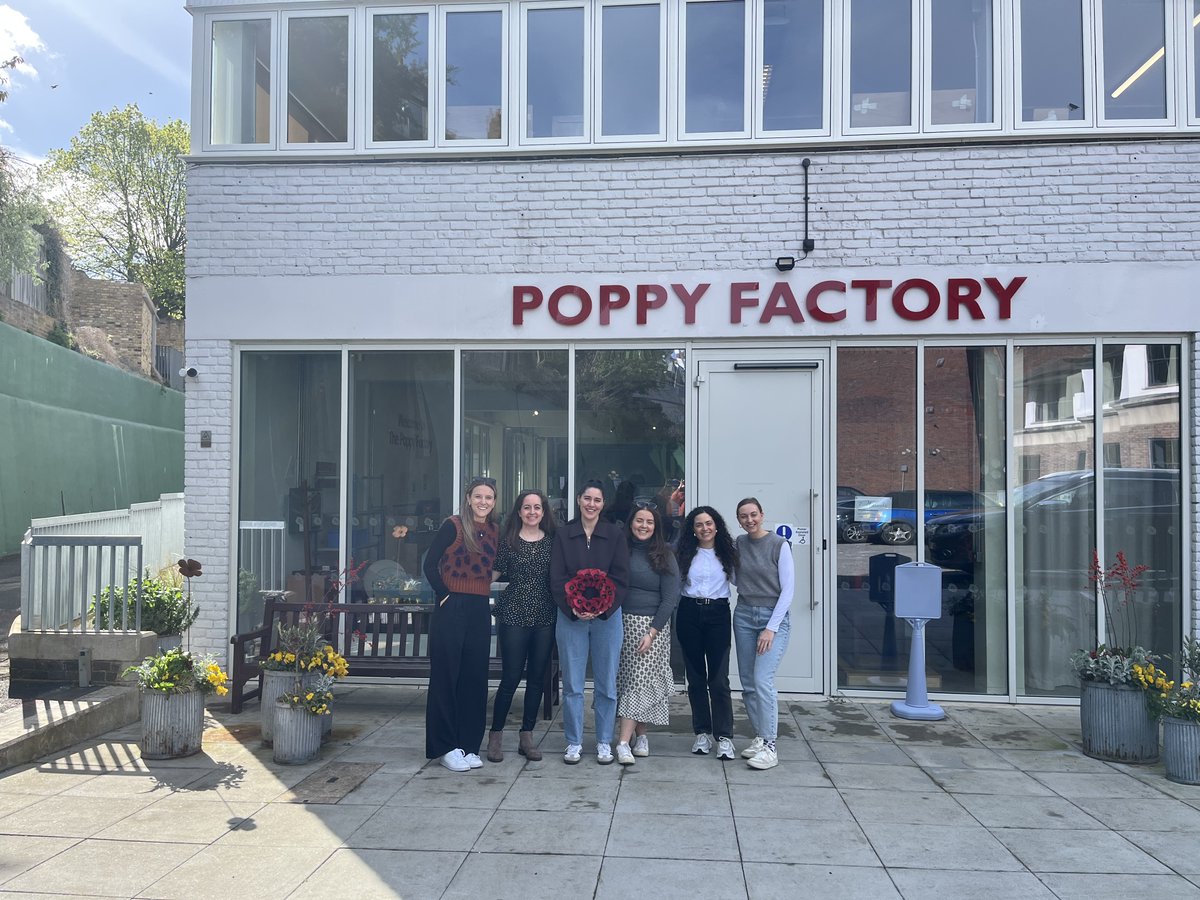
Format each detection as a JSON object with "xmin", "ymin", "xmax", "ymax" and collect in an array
[
  {"xmin": 41, "ymin": 105, "xmax": 188, "ymax": 318},
  {"xmin": 0, "ymin": 56, "xmax": 47, "ymax": 279}
]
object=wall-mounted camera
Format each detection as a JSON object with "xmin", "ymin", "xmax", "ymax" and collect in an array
[{"xmin": 179, "ymin": 366, "xmax": 199, "ymax": 379}]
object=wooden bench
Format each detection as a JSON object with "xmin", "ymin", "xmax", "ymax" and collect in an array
[{"xmin": 228, "ymin": 595, "xmax": 560, "ymax": 720}]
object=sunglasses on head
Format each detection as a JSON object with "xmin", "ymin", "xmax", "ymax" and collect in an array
[
  {"xmin": 469, "ymin": 477, "xmax": 497, "ymax": 489},
  {"xmin": 633, "ymin": 499, "xmax": 657, "ymax": 511}
]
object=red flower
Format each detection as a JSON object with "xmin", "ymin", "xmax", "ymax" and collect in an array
[{"xmin": 565, "ymin": 568, "xmax": 616, "ymax": 616}]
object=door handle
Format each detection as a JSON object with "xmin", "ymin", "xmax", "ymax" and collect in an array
[{"xmin": 809, "ymin": 489, "xmax": 819, "ymax": 610}]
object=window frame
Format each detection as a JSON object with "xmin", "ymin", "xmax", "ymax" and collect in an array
[
  {"xmin": 678, "ymin": 0, "xmax": 753, "ymax": 139},
  {"xmin": 279, "ymin": 7, "xmax": 357, "ymax": 151},
  {"xmin": 1095, "ymin": 0, "xmax": 1175, "ymax": 127},
  {"xmin": 593, "ymin": 0, "xmax": 668, "ymax": 143},
  {"xmin": 519, "ymin": 0, "xmax": 592, "ymax": 146},
  {"xmin": 204, "ymin": 11, "xmax": 279, "ymax": 152},
  {"xmin": 364, "ymin": 5, "xmax": 437, "ymax": 150},
  {"xmin": 921, "ymin": 0, "xmax": 1002, "ymax": 134},
  {"xmin": 1012, "ymin": 0, "xmax": 1095, "ymax": 131},
  {"xmin": 1185, "ymin": 0, "xmax": 1200, "ymax": 126},
  {"xmin": 841, "ymin": 0, "xmax": 920, "ymax": 136},
  {"xmin": 753, "ymin": 0, "xmax": 832, "ymax": 138},
  {"xmin": 438, "ymin": 2, "xmax": 511, "ymax": 147}
]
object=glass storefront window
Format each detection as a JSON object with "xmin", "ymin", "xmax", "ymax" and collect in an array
[
  {"xmin": 1100, "ymin": 343, "xmax": 1181, "ymax": 666},
  {"xmin": 684, "ymin": 0, "xmax": 746, "ymax": 134},
  {"xmin": 600, "ymin": 3, "xmax": 661, "ymax": 137},
  {"xmin": 237, "ymin": 352, "xmax": 342, "ymax": 630},
  {"xmin": 848, "ymin": 0, "xmax": 912, "ymax": 128},
  {"xmin": 445, "ymin": 10, "xmax": 505, "ymax": 141},
  {"xmin": 761, "ymin": 0, "xmax": 824, "ymax": 132},
  {"xmin": 836, "ymin": 347, "xmax": 917, "ymax": 690},
  {"xmin": 461, "ymin": 350, "xmax": 570, "ymax": 523},
  {"xmin": 286, "ymin": 15, "xmax": 350, "ymax": 144},
  {"xmin": 348, "ymin": 351, "xmax": 454, "ymax": 604},
  {"xmin": 922, "ymin": 347, "xmax": 1006, "ymax": 694},
  {"xmin": 1019, "ymin": 0, "xmax": 1086, "ymax": 123},
  {"xmin": 526, "ymin": 7, "xmax": 585, "ymax": 139},
  {"xmin": 1101, "ymin": 0, "xmax": 1167, "ymax": 121},
  {"xmin": 372, "ymin": 12, "xmax": 430, "ymax": 142},
  {"xmin": 1015, "ymin": 345, "xmax": 1095, "ymax": 696},
  {"xmin": 575, "ymin": 348, "xmax": 686, "ymax": 540},
  {"xmin": 211, "ymin": 19, "xmax": 270, "ymax": 146},
  {"xmin": 929, "ymin": 0, "xmax": 994, "ymax": 126}
]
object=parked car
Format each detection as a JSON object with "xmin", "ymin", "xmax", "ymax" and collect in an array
[
  {"xmin": 836, "ymin": 485, "xmax": 872, "ymax": 543},
  {"xmin": 867, "ymin": 489, "xmax": 998, "ymax": 545},
  {"xmin": 925, "ymin": 468, "xmax": 1181, "ymax": 574}
]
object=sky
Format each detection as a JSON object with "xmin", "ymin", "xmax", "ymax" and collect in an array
[{"xmin": 0, "ymin": 0, "xmax": 192, "ymax": 165}]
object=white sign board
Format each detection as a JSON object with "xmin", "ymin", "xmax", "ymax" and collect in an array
[{"xmin": 894, "ymin": 562, "xmax": 942, "ymax": 619}]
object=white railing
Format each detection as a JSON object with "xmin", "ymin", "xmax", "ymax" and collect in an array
[
  {"xmin": 20, "ymin": 533, "xmax": 144, "ymax": 632},
  {"xmin": 238, "ymin": 521, "xmax": 287, "ymax": 593},
  {"xmin": 29, "ymin": 492, "xmax": 185, "ymax": 576}
]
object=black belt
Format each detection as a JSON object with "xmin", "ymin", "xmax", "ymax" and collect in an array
[{"xmin": 682, "ymin": 596, "xmax": 728, "ymax": 605}]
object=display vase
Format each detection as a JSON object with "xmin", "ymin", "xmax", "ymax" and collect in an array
[
  {"xmin": 272, "ymin": 700, "xmax": 322, "ymax": 765},
  {"xmin": 1162, "ymin": 716, "xmax": 1200, "ymax": 785},
  {"xmin": 139, "ymin": 689, "xmax": 205, "ymax": 760},
  {"xmin": 260, "ymin": 670, "xmax": 332, "ymax": 745},
  {"xmin": 1079, "ymin": 679, "xmax": 1159, "ymax": 763}
]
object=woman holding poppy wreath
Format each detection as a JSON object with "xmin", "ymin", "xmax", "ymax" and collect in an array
[
  {"xmin": 550, "ymin": 479, "xmax": 630, "ymax": 765},
  {"xmin": 423, "ymin": 476, "xmax": 500, "ymax": 773}
]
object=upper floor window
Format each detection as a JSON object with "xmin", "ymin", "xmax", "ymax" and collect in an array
[
  {"xmin": 599, "ymin": 2, "xmax": 664, "ymax": 139},
  {"xmin": 370, "ymin": 10, "xmax": 431, "ymax": 144},
  {"xmin": 760, "ymin": 0, "xmax": 825, "ymax": 133},
  {"xmin": 927, "ymin": 0, "xmax": 995, "ymax": 128},
  {"xmin": 443, "ymin": 7, "xmax": 507, "ymax": 142},
  {"xmin": 683, "ymin": 0, "xmax": 748, "ymax": 136},
  {"xmin": 1100, "ymin": 0, "xmax": 1169, "ymax": 122},
  {"xmin": 847, "ymin": 0, "xmax": 913, "ymax": 130},
  {"xmin": 1193, "ymin": 0, "xmax": 1200, "ymax": 121},
  {"xmin": 1017, "ymin": 0, "xmax": 1089, "ymax": 125},
  {"xmin": 284, "ymin": 12, "xmax": 352, "ymax": 145},
  {"xmin": 210, "ymin": 18, "xmax": 271, "ymax": 146},
  {"xmin": 525, "ymin": 4, "xmax": 586, "ymax": 141}
]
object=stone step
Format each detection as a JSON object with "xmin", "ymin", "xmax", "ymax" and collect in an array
[{"xmin": 0, "ymin": 684, "xmax": 139, "ymax": 773}]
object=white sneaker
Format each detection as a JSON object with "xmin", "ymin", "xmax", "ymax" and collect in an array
[
  {"xmin": 691, "ymin": 733, "xmax": 713, "ymax": 755},
  {"xmin": 747, "ymin": 746, "xmax": 779, "ymax": 770},
  {"xmin": 596, "ymin": 742, "xmax": 614, "ymax": 765},
  {"xmin": 716, "ymin": 737, "xmax": 736, "ymax": 760},
  {"xmin": 741, "ymin": 736, "xmax": 766, "ymax": 759},
  {"xmin": 440, "ymin": 749, "xmax": 470, "ymax": 772},
  {"xmin": 615, "ymin": 742, "xmax": 635, "ymax": 765},
  {"xmin": 463, "ymin": 752, "xmax": 483, "ymax": 769},
  {"xmin": 632, "ymin": 735, "xmax": 650, "ymax": 757},
  {"xmin": 563, "ymin": 743, "xmax": 582, "ymax": 765}
]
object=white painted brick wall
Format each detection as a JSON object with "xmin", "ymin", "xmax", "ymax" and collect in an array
[{"xmin": 186, "ymin": 137, "xmax": 1200, "ymax": 655}]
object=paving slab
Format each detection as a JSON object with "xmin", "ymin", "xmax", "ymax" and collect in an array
[
  {"xmin": 743, "ymin": 862, "xmax": 901, "ymax": 900},
  {"xmin": 607, "ymin": 811, "xmax": 741, "ymax": 861},
  {"xmin": 736, "ymin": 817, "xmax": 880, "ymax": 866},
  {"xmin": 952, "ymin": 792, "xmax": 1104, "ymax": 830},
  {"xmin": 839, "ymin": 788, "xmax": 976, "ymax": 826},
  {"xmin": 1038, "ymin": 872, "xmax": 1200, "ymax": 899},
  {"xmin": 4, "ymin": 838, "xmax": 201, "ymax": 897},
  {"xmin": 289, "ymin": 848, "xmax": 465, "ymax": 900},
  {"xmin": 137, "ymin": 841, "xmax": 321, "ymax": 899},
  {"xmin": 991, "ymin": 827, "xmax": 1172, "ymax": 874},
  {"xmin": 859, "ymin": 822, "xmax": 1025, "ymax": 872},
  {"xmin": 475, "ymin": 809, "xmax": 613, "ymax": 856},
  {"xmin": 346, "ymin": 804, "xmax": 494, "ymax": 851},
  {"xmin": 889, "ymin": 868, "xmax": 1056, "ymax": 899},
  {"xmin": 449, "ymin": 852, "xmax": 601, "ymax": 899},
  {"xmin": 1119, "ymin": 829, "xmax": 1200, "ymax": 873},
  {"xmin": 596, "ymin": 857, "xmax": 744, "ymax": 899}
]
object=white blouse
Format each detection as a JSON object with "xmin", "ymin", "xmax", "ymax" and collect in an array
[{"xmin": 682, "ymin": 547, "xmax": 731, "ymax": 599}]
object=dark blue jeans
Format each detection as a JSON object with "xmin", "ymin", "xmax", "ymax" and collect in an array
[
  {"xmin": 675, "ymin": 597, "xmax": 733, "ymax": 739},
  {"xmin": 491, "ymin": 621, "xmax": 555, "ymax": 733}
]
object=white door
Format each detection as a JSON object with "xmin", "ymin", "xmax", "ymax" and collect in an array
[{"xmin": 695, "ymin": 352, "xmax": 825, "ymax": 694}]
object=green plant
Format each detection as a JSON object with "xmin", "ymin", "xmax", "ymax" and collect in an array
[
  {"xmin": 46, "ymin": 320, "xmax": 74, "ymax": 349},
  {"xmin": 92, "ymin": 569, "xmax": 198, "ymax": 636},
  {"xmin": 277, "ymin": 673, "xmax": 334, "ymax": 715},
  {"xmin": 1139, "ymin": 637, "xmax": 1200, "ymax": 723},
  {"xmin": 1071, "ymin": 644, "xmax": 1158, "ymax": 686},
  {"xmin": 1070, "ymin": 551, "xmax": 1155, "ymax": 686},
  {"xmin": 124, "ymin": 647, "xmax": 228, "ymax": 695}
]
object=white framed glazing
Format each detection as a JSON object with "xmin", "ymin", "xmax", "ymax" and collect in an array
[
  {"xmin": 921, "ymin": 0, "xmax": 1001, "ymax": 133},
  {"xmin": 595, "ymin": 0, "xmax": 668, "ymax": 142},
  {"xmin": 204, "ymin": 11, "xmax": 278, "ymax": 152},
  {"xmin": 365, "ymin": 5, "xmax": 436, "ymax": 149},
  {"xmin": 1095, "ymin": 0, "xmax": 1174, "ymax": 126},
  {"xmin": 842, "ymin": 0, "xmax": 919, "ymax": 135},
  {"xmin": 679, "ymin": 0, "xmax": 753, "ymax": 138},
  {"xmin": 1012, "ymin": 0, "xmax": 1094, "ymax": 130},
  {"xmin": 280, "ymin": 7, "xmax": 356, "ymax": 149},
  {"xmin": 520, "ymin": 0, "xmax": 591, "ymax": 145},
  {"xmin": 754, "ymin": 0, "xmax": 831, "ymax": 137},
  {"xmin": 438, "ymin": 3, "xmax": 510, "ymax": 146},
  {"xmin": 1186, "ymin": 0, "xmax": 1200, "ymax": 125}
]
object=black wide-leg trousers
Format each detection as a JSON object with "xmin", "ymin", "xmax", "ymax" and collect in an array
[{"xmin": 425, "ymin": 592, "xmax": 491, "ymax": 759}]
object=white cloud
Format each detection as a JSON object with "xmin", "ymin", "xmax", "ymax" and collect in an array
[
  {"xmin": 0, "ymin": 117, "xmax": 12, "ymax": 132},
  {"xmin": 0, "ymin": 4, "xmax": 45, "ymax": 81},
  {"xmin": 46, "ymin": 0, "xmax": 189, "ymax": 89}
]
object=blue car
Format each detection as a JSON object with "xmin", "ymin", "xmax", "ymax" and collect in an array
[{"xmin": 842, "ymin": 489, "xmax": 998, "ymax": 545}]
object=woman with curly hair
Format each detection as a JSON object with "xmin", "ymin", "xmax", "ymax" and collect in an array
[
  {"xmin": 675, "ymin": 505, "xmax": 739, "ymax": 760},
  {"xmin": 487, "ymin": 489, "xmax": 557, "ymax": 763},
  {"xmin": 614, "ymin": 503, "xmax": 680, "ymax": 764}
]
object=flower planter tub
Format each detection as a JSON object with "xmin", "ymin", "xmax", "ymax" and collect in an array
[
  {"xmin": 1079, "ymin": 679, "xmax": 1159, "ymax": 763},
  {"xmin": 260, "ymin": 670, "xmax": 332, "ymax": 745},
  {"xmin": 272, "ymin": 701, "xmax": 322, "ymax": 765},
  {"xmin": 140, "ymin": 690, "xmax": 204, "ymax": 759},
  {"xmin": 1162, "ymin": 716, "xmax": 1200, "ymax": 784}
]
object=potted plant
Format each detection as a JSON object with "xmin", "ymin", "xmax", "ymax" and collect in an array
[
  {"xmin": 93, "ymin": 565, "xmax": 200, "ymax": 648},
  {"xmin": 1139, "ymin": 637, "xmax": 1200, "ymax": 784},
  {"xmin": 260, "ymin": 620, "xmax": 349, "ymax": 744},
  {"xmin": 272, "ymin": 673, "xmax": 335, "ymax": 764},
  {"xmin": 1070, "ymin": 551, "xmax": 1159, "ymax": 763},
  {"xmin": 124, "ymin": 646, "xmax": 229, "ymax": 759}
]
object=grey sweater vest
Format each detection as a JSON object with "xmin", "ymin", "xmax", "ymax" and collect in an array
[{"xmin": 736, "ymin": 533, "xmax": 785, "ymax": 607}]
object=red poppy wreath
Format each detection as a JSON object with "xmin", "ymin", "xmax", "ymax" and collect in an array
[{"xmin": 565, "ymin": 568, "xmax": 616, "ymax": 616}]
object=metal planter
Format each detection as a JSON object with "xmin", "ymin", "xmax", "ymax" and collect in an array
[
  {"xmin": 1162, "ymin": 716, "xmax": 1200, "ymax": 784},
  {"xmin": 140, "ymin": 689, "xmax": 204, "ymax": 759},
  {"xmin": 261, "ymin": 670, "xmax": 332, "ymax": 745},
  {"xmin": 271, "ymin": 700, "xmax": 322, "ymax": 765},
  {"xmin": 1079, "ymin": 679, "xmax": 1159, "ymax": 763}
]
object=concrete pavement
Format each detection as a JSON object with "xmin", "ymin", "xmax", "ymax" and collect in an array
[{"xmin": 0, "ymin": 686, "xmax": 1198, "ymax": 899}]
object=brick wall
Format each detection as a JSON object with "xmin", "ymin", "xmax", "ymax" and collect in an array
[
  {"xmin": 68, "ymin": 272, "xmax": 157, "ymax": 376},
  {"xmin": 0, "ymin": 295, "xmax": 56, "ymax": 339},
  {"xmin": 157, "ymin": 317, "xmax": 185, "ymax": 354}
]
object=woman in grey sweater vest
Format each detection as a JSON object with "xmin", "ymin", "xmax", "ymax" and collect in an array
[
  {"xmin": 614, "ymin": 504, "xmax": 680, "ymax": 765},
  {"xmin": 733, "ymin": 497, "xmax": 794, "ymax": 770}
]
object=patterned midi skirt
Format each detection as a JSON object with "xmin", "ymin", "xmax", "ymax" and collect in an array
[{"xmin": 616, "ymin": 613, "xmax": 674, "ymax": 725}]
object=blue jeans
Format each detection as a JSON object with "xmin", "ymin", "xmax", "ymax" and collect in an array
[
  {"xmin": 556, "ymin": 608, "xmax": 623, "ymax": 746},
  {"xmin": 732, "ymin": 604, "xmax": 791, "ymax": 741}
]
